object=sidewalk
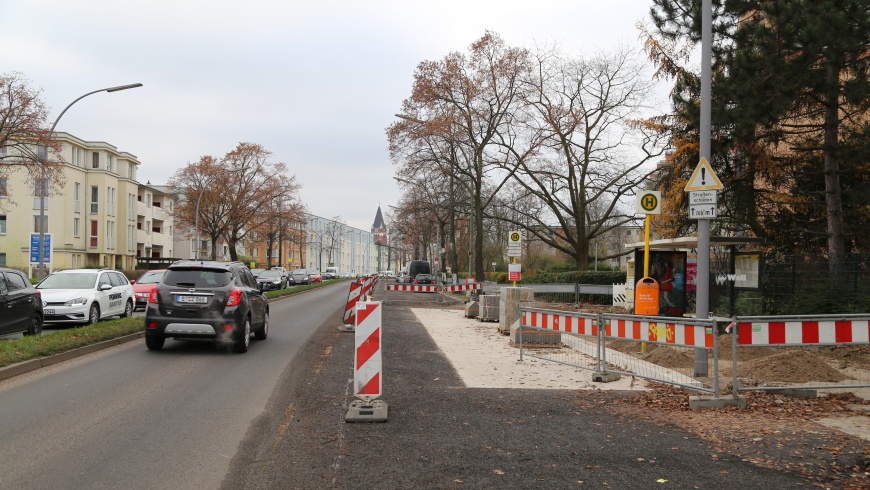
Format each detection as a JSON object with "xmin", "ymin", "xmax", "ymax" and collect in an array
[{"xmin": 222, "ymin": 301, "xmax": 869, "ymax": 489}]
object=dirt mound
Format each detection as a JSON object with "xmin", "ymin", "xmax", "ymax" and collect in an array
[
  {"xmin": 742, "ymin": 349, "xmax": 848, "ymax": 383},
  {"xmin": 640, "ymin": 346, "xmax": 694, "ymax": 369}
]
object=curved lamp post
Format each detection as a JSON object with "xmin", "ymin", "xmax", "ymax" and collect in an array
[{"xmin": 37, "ymin": 83, "xmax": 143, "ymax": 278}]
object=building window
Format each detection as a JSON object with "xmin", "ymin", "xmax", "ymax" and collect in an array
[
  {"xmin": 74, "ymin": 182, "xmax": 81, "ymax": 213},
  {"xmin": 146, "ymin": 193, "xmax": 151, "ymax": 208},
  {"xmin": 0, "ymin": 253, "xmax": 5, "ymax": 266},
  {"xmin": 33, "ymin": 178, "xmax": 48, "ymax": 210},
  {"xmin": 127, "ymin": 163, "xmax": 134, "ymax": 179},
  {"xmin": 0, "ymin": 214, "xmax": 5, "ymax": 235},
  {"xmin": 73, "ymin": 217, "xmax": 80, "ymax": 237},
  {"xmin": 37, "ymin": 145, "xmax": 47, "ymax": 160},
  {"xmin": 107, "ymin": 154, "xmax": 114, "ymax": 173},
  {"xmin": 127, "ymin": 225, "xmax": 134, "ymax": 252},
  {"xmin": 90, "ymin": 220, "xmax": 98, "ymax": 247},
  {"xmin": 145, "ymin": 220, "xmax": 150, "ymax": 235},
  {"xmin": 169, "ymin": 225, "xmax": 173, "ymax": 236},
  {"xmin": 107, "ymin": 221, "xmax": 115, "ymax": 250},
  {"xmin": 0, "ymin": 177, "xmax": 7, "ymax": 198},
  {"xmin": 107, "ymin": 187, "xmax": 116, "ymax": 216},
  {"xmin": 33, "ymin": 215, "xmax": 47, "ymax": 233},
  {"xmin": 92, "ymin": 152, "xmax": 99, "ymax": 169},
  {"xmin": 90, "ymin": 186, "xmax": 99, "ymax": 214}
]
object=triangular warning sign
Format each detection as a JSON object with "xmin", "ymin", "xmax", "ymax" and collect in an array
[{"xmin": 684, "ymin": 157, "xmax": 724, "ymax": 191}]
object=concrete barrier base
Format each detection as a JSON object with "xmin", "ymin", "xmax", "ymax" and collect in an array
[
  {"xmin": 689, "ymin": 395, "xmax": 747, "ymax": 410},
  {"xmin": 767, "ymin": 388, "xmax": 817, "ymax": 398},
  {"xmin": 592, "ymin": 371, "xmax": 621, "ymax": 383},
  {"xmin": 345, "ymin": 399, "xmax": 388, "ymax": 422}
]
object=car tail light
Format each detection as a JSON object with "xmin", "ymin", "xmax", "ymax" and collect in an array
[
  {"xmin": 149, "ymin": 289, "xmax": 159, "ymax": 304},
  {"xmin": 226, "ymin": 288, "xmax": 243, "ymax": 307},
  {"xmin": 148, "ymin": 322, "xmax": 158, "ymax": 329}
]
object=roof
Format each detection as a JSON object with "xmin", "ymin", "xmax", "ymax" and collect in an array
[
  {"xmin": 625, "ymin": 236, "xmax": 766, "ymax": 250},
  {"xmin": 372, "ymin": 206, "xmax": 385, "ymax": 229}
]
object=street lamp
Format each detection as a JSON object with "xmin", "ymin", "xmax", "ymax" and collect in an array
[{"xmin": 38, "ymin": 83, "xmax": 143, "ymax": 278}]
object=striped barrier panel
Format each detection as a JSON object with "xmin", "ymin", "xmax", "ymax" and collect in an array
[
  {"xmin": 342, "ymin": 280, "xmax": 362, "ymax": 326},
  {"xmin": 443, "ymin": 283, "xmax": 483, "ymax": 293},
  {"xmin": 354, "ymin": 301, "xmax": 382, "ymax": 400},
  {"xmin": 385, "ymin": 284, "xmax": 440, "ymax": 293},
  {"xmin": 522, "ymin": 308, "xmax": 599, "ymax": 336},
  {"xmin": 733, "ymin": 315, "xmax": 870, "ymax": 346},
  {"xmin": 603, "ymin": 314, "xmax": 715, "ymax": 349}
]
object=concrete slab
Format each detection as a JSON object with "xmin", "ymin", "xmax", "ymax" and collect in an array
[{"xmin": 345, "ymin": 399, "xmax": 388, "ymax": 422}]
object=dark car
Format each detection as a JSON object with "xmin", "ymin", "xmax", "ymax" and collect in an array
[
  {"xmin": 256, "ymin": 269, "xmax": 286, "ymax": 291},
  {"xmin": 132, "ymin": 269, "xmax": 166, "ymax": 311},
  {"xmin": 144, "ymin": 260, "xmax": 268, "ymax": 353},
  {"xmin": 413, "ymin": 273, "xmax": 435, "ymax": 285},
  {"xmin": 407, "ymin": 260, "xmax": 431, "ymax": 282},
  {"xmin": 0, "ymin": 268, "xmax": 42, "ymax": 336},
  {"xmin": 288, "ymin": 269, "xmax": 309, "ymax": 286}
]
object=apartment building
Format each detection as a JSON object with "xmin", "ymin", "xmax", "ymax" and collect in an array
[
  {"xmin": 0, "ymin": 132, "xmax": 174, "ymax": 272},
  {"xmin": 306, "ymin": 214, "xmax": 377, "ymax": 275}
]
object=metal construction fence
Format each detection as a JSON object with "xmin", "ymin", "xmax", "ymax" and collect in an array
[
  {"xmin": 383, "ymin": 283, "xmax": 483, "ymax": 304},
  {"xmin": 730, "ymin": 314, "xmax": 870, "ymax": 395},
  {"xmin": 518, "ymin": 308, "xmax": 870, "ymax": 401},
  {"xmin": 482, "ymin": 283, "xmax": 613, "ymax": 305}
]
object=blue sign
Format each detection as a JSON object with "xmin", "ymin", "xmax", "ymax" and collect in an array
[{"xmin": 30, "ymin": 233, "xmax": 52, "ymax": 264}]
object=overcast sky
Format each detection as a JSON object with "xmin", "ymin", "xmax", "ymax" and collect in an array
[{"xmin": 1, "ymin": 0, "xmax": 666, "ymax": 231}]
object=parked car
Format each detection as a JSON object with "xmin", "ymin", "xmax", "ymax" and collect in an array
[
  {"xmin": 413, "ymin": 273, "xmax": 435, "ymax": 285},
  {"xmin": 408, "ymin": 260, "xmax": 431, "ymax": 283},
  {"xmin": 309, "ymin": 270, "xmax": 322, "ymax": 283},
  {"xmin": 132, "ymin": 269, "xmax": 166, "ymax": 311},
  {"xmin": 37, "ymin": 268, "xmax": 135, "ymax": 325},
  {"xmin": 250, "ymin": 268, "xmax": 266, "ymax": 278},
  {"xmin": 288, "ymin": 269, "xmax": 309, "ymax": 285},
  {"xmin": 144, "ymin": 260, "xmax": 268, "ymax": 353},
  {"xmin": 0, "ymin": 268, "xmax": 43, "ymax": 336},
  {"xmin": 256, "ymin": 269, "xmax": 286, "ymax": 291}
]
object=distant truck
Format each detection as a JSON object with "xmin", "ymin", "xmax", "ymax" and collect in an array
[
  {"xmin": 323, "ymin": 267, "xmax": 339, "ymax": 280},
  {"xmin": 407, "ymin": 260, "xmax": 431, "ymax": 283}
]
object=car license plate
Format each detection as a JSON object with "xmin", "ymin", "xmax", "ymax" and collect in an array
[
  {"xmin": 176, "ymin": 295, "xmax": 208, "ymax": 304},
  {"xmin": 45, "ymin": 309, "xmax": 55, "ymax": 314}
]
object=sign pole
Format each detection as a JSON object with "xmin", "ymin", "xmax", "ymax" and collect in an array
[{"xmin": 644, "ymin": 215, "xmax": 651, "ymax": 278}]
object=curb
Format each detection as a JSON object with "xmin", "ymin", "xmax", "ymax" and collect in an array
[{"xmin": 0, "ymin": 332, "xmax": 145, "ymax": 383}]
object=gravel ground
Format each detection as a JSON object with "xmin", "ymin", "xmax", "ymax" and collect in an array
[{"xmin": 222, "ymin": 302, "xmax": 869, "ymax": 489}]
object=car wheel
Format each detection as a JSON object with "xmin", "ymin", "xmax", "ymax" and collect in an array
[
  {"xmin": 121, "ymin": 299, "xmax": 134, "ymax": 318},
  {"xmin": 254, "ymin": 312, "xmax": 268, "ymax": 340},
  {"xmin": 25, "ymin": 314, "xmax": 43, "ymax": 336},
  {"xmin": 87, "ymin": 303, "xmax": 101, "ymax": 325},
  {"xmin": 233, "ymin": 317, "xmax": 251, "ymax": 353},
  {"xmin": 145, "ymin": 333, "xmax": 165, "ymax": 351}
]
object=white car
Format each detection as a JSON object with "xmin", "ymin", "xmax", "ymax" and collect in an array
[{"xmin": 37, "ymin": 269, "xmax": 135, "ymax": 325}]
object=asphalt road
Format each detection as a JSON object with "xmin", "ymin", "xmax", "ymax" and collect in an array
[
  {"xmin": 0, "ymin": 283, "xmax": 349, "ymax": 490},
  {"xmin": 220, "ymin": 288, "xmax": 862, "ymax": 489}
]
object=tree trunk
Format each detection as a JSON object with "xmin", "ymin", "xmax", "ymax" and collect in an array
[{"xmin": 824, "ymin": 60, "xmax": 846, "ymax": 288}]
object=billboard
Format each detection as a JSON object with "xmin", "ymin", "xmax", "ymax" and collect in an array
[{"xmin": 633, "ymin": 250, "xmax": 688, "ymax": 316}]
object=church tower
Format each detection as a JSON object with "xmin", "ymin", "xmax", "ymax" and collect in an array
[{"xmin": 372, "ymin": 206, "xmax": 387, "ymax": 246}]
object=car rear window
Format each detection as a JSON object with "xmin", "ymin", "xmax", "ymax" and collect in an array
[
  {"xmin": 163, "ymin": 268, "xmax": 232, "ymax": 288},
  {"xmin": 137, "ymin": 271, "xmax": 165, "ymax": 284}
]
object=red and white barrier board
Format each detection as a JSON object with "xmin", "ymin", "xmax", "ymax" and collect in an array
[
  {"xmin": 523, "ymin": 310, "xmax": 598, "ymax": 336},
  {"xmin": 385, "ymin": 284, "xmax": 440, "ymax": 293},
  {"xmin": 443, "ymin": 283, "xmax": 483, "ymax": 293},
  {"xmin": 342, "ymin": 281, "xmax": 362, "ymax": 325},
  {"xmin": 736, "ymin": 319, "xmax": 870, "ymax": 346},
  {"xmin": 606, "ymin": 318, "xmax": 714, "ymax": 349},
  {"xmin": 354, "ymin": 301, "xmax": 382, "ymax": 399}
]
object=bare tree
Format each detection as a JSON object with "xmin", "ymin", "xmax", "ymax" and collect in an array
[{"xmin": 0, "ymin": 72, "xmax": 64, "ymax": 209}]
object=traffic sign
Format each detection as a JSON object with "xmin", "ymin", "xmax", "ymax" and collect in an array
[
  {"xmin": 636, "ymin": 191, "xmax": 661, "ymax": 214},
  {"xmin": 29, "ymin": 233, "xmax": 52, "ymax": 264},
  {"xmin": 689, "ymin": 204, "xmax": 717, "ymax": 219},
  {"xmin": 507, "ymin": 230, "xmax": 522, "ymax": 257},
  {"xmin": 689, "ymin": 190, "xmax": 717, "ymax": 205},
  {"xmin": 684, "ymin": 157, "xmax": 723, "ymax": 191}
]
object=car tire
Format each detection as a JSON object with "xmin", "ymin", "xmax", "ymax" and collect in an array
[
  {"xmin": 121, "ymin": 299, "xmax": 134, "ymax": 318},
  {"xmin": 87, "ymin": 303, "xmax": 101, "ymax": 325},
  {"xmin": 254, "ymin": 312, "xmax": 268, "ymax": 340},
  {"xmin": 25, "ymin": 314, "xmax": 43, "ymax": 336},
  {"xmin": 145, "ymin": 333, "xmax": 165, "ymax": 351},
  {"xmin": 233, "ymin": 317, "xmax": 251, "ymax": 353}
]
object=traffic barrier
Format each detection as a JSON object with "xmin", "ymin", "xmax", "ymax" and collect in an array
[
  {"xmin": 341, "ymin": 280, "xmax": 362, "ymax": 330},
  {"xmin": 383, "ymin": 283, "xmax": 443, "ymax": 304},
  {"xmin": 731, "ymin": 315, "xmax": 870, "ymax": 394},
  {"xmin": 606, "ymin": 315, "xmax": 714, "ymax": 349},
  {"xmin": 443, "ymin": 283, "xmax": 483, "ymax": 293},
  {"xmin": 345, "ymin": 300, "xmax": 388, "ymax": 422},
  {"xmin": 517, "ymin": 307, "xmax": 714, "ymax": 395},
  {"xmin": 734, "ymin": 316, "xmax": 870, "ymax": 346}
]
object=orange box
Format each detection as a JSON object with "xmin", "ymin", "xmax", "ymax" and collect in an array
[{"xmin": 634, "ymin": 277, "xmax": 660, "ymax": 315}]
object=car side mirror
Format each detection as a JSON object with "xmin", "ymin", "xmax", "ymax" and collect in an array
[
  {"xmin": 100, "ymin": 284, "xmax": 113, "ymax": 291},
  {"xmin": 130, "ymin": 280, "xmax": 136, "ymax": 285}
]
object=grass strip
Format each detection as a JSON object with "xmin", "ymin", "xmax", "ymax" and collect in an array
[{"xmin": 0, "ymin": 317, "xmax": 143, "ymax": 368}]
